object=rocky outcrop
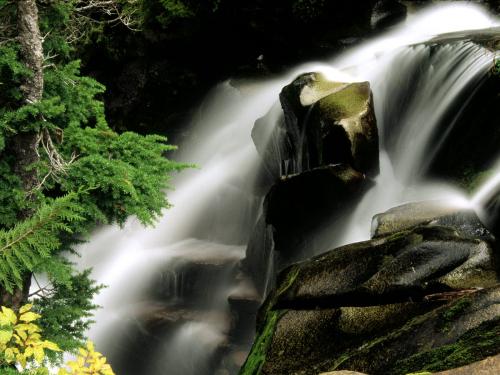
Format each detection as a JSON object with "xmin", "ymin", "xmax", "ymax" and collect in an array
[
  {"xmin": 319, "ymin": 353, "xmax": 500, "ymax": 375},
  {"xmin": 246, "ymin": 72, "xmax": 380, "ymax": 295},
  {"xmin": 252, "ymin": 72, "xmax": 379, "ymax": 180},
  {"xmin": 371, "ymin": 200, "xmax": 494, "ymax": 240},
  {"xmin": 243, "ymin": 164, "xmax": 373, "ymax": 294},
  {"xmin": 239, "ymin": 202, "xmax": 499, "ymax": 375}
]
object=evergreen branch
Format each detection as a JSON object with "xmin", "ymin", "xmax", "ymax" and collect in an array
[{"xmin": 0, "ymin": 193, "xmax": 85, "ymax": 292}]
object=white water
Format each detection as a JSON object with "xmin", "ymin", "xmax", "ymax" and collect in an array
[{"xmin": 72, "ymin": 3, "xmax": 498, "ymax": 374}]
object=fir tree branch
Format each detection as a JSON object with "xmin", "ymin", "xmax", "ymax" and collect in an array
[{"xmin": 0, "ymin": 193, "xmax": 84, "ymax": 292}]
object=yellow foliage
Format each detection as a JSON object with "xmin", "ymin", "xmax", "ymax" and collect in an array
[
  {"xmin": 0, "ymin": 304, "xmax": 114, "ymax": 375},
  {"xmin": 58, "ymin": 341, "xmax": 115, "ymax": 375},
  {"xmin": 0, "ymin": 303, "xmax": 61, "ymax": 368}
]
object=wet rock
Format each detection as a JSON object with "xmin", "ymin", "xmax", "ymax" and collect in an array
[
  {"xmin": 240, "ymin": 286, "xmax": 500, "ymax": 375},
  {"xmin": 320, "ymin": 353, "xmax": 500, "ymax": 374},
  {"xmin": 228, "ymin": 273, "xmax": 261, "ymax": 344},
  {"xmin": 253, "ymin": 73, "xmax": 379, "ymax": 179},
  {"xmin": 275, "ymin": 226, "xmax": 496, "ymax": 309},
  {"xmin": 150, "ymin": 244, "xmax": 243, "ymax": 307},
  {"xmin": 251, "ymin": 102, "xmax": 291, "ymax": 181},
  {"xmin": 350, "ymin": 288, "xmax": 500, "ymax": 375},
  {"xmin": 259, "ymin": 164, "xmax": 372, "ymax": 280},
  {"xmin": 371, "ymin": 200, "xmax": 494, "ymax": 241},
  {"xmin": 241, "ymin": 215, "xmax": 275, "ymax": 295},
  {"xmin": 433, "ymin": 353, "xmax": 500, "ymax": 374}
]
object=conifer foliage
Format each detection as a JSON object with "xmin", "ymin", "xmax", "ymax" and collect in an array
[{"xmin": 0, "ymin": 0, "xmax": 189, "ymax": 364}]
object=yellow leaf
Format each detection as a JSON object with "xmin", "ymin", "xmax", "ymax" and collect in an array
[
  {"xmin": 19, "ymin": 304, "xmax": 33, "ymax": 314},
  {"xmin": 0, "ymin": 328, "xmax": 13, "ymax": 344},
  {"xmin": 19, "ymin": 311, "xmax": 41, "ymax": 323},
  {"xmin": 42, "ymin": 340, "xmax": 61, "ymax": 352},
  {"xmin": 34, "ymin": 345, "xmax": 45, "ymax": 363},
  {"xmin": 16, "ymin": 352, "xmax": 27, "ymax": 368},
  {"xmin": 4, "ymin": 347, "xmax": 15, "ymax": 362},
  {"xmin": 16, "ymin": 329, "xmax": 27, "ymax": 341},
  {"xmin": 1, "ymin": 306, "xmax": 17, "ymax": 325},
  {"xmin": 25, "ymin": 346, "xmax": 34, "ymax": 358},
  {"xmin": 86, "ymin": 340, "xmax": 95, "ymax": 352}
]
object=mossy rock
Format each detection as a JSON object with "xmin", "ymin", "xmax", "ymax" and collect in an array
[
  {"xmin": 252, "ymin": 72, "xmax": 379, "ymax": 179},
  {"xmin": 371, "ymin": 200, "xmax": 494, "ymax": 241},
  {"xmin": 240, "ymin": 222, "xmax": 499, "ymax": 375},
  {"xmin": 273, "ymin": 225, "xmax": 496, "ymax": 309}
]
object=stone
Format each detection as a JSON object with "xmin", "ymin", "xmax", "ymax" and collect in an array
[
  {"xmin": 252, "ymin": 73, "xmax": 379, "ymax": 179},
  {"xmin": 371, "ymin": 200, "xmax": 494, "ymax": 241},
  {"xmin": 248, "ymin": 164, "xmax": 372, "ymax": 286},
  {"xmin": 240, "ymin": 286, "xmax": 500, "ymax": 375},
  {"xmin": 273, "ymin": 225, "xmax": 495, "ymax": 309}
]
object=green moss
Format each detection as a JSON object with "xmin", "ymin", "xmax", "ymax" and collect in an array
[
  {"xmin": 457, "ymin": 167, "xmax": 493, "ymax": 192},
  {"xmin": 239, "ymin": 267, "xmax": 300, "ymax": 375},
  {"xmin": 319, "ymin": 83, "xmax": 370, "ymax": 119},
  {"xmin": 439, "ymin": 297, "xmax": 471, "ymax": 332},
  {"xmin": 239, "ymin": 310, "xmax": 283, "ymax": 375},
  {"xmin": 394, "ymin": 319, "xmax": 500, "ymax": 374}
]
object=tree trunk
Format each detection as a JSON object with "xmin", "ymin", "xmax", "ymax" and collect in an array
[{"xmin": 1, "ymin": 0, "xmax": 44, "ymax": 309}]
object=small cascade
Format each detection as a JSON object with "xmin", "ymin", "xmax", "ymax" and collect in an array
[{"xmin": 472, "ymin": 159, "xmax": 500, "ymax": 233}]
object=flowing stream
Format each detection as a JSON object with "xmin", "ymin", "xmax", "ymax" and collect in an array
[{"xmin": 74, "ymin": 3, "xmax": 499, "ymax": 374}]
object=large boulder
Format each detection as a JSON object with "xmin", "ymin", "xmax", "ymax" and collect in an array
[
  {"xmin": 239, "ymin": 210, "xmax": 499, "ymax": 375},
  {"xmin": 242, "ymin": 164, "xmax": 373, "ymax": 294},
  {"xmin": 319, "ymin": 353, "xmax": 500, "ymax": 374},
  {"xmin": 252, "ymin": 73, "xmax": 379, "ymax": 180},
  {"xmin": 371, "ymin": 200, "xmax": 494, "ymax": 241},
  {"xmin": 275, "ymin": 226, "xmax": 497, "ymax": 309}
]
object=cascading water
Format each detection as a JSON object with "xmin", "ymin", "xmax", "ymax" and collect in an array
[{"xmin": 73, "ymin": 3, "xmax": 499, "ymax": 374}]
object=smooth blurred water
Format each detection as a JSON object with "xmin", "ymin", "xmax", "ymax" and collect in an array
[{"xmin": 71, "ymin": 3, "xmax": 499, "ymax": 374}]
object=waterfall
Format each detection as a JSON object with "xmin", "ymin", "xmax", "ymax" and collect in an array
[{"xmin": 72, "ymin": 3, "xmax": 498, "ymax": 374}]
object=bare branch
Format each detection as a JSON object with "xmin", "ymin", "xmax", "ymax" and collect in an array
[{"xmin": 32, "ymin": 128, "xmax": 79, "ymax": 192}]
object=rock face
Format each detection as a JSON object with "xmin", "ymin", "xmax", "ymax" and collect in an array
[
  {"xmin": 319, "ymin": 353, "xmax": 500, "ymax": 375},
  {"xmin": 252, "ymin": 72, "xmax": 379, "ymax": 180},
  {"xmin": 371, "ymin": 200, "xmax": 494, "ymax": 241},
  {"xmin": 239, "ymin": 202, "xmax": 500, "ymax": 375},
  {"xmin": 243, "ymin": 164, "xmax": 373, "ymax": 294},
  {"xmin": 245, "ymin": 73, "xmax": 380, "ymax": 295}
]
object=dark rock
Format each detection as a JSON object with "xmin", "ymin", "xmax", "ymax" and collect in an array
[
  {"xmin": 241, "ymin": 215, "xmax": 275, "ymax": 295},
  {"xmin": 251, "ymin": 102, "xmax": 292, "ymax": 182},
  {"xmin": 371, "ymin": 0, "xmax": 407, "ymax": 30},
  {"xmin": 274, "ymin": 226, "xmax": 496, "ymax": 309},
  {"xmin": 228, "ymin": 273, "xmax": 262, "ymax": 345},
  {"xmin": 264, "ymin": 164, "xmax": 372, "ymax": 272},
  {"xmin": 151, "ymin": 251, "xmax": 241, "ymax": 307},
  {"xmin": 240, "ymin": 284, "xmax": 500, "ymax": 375},
  {"xmin": 333, "ymin": 287, "xmax": 500, "ymax": 375},
  {"xmin": 243, "ymin": 164, "xmax": 373, "ymax": 296},
  {"xmin": 253, "ymin": 73, "xmax": 379, "ymax": 179}
]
